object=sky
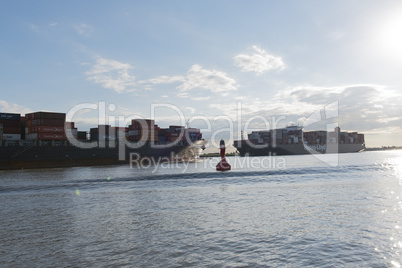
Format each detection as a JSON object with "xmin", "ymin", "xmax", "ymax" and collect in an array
[{"xmin": 1, "ymin": 0, "xmax": 402, "ymax": 147}]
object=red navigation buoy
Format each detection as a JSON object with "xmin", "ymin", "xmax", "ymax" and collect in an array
[{"xmin": 216, "ymin": 139, "xmax": 231, "ymax": 171}]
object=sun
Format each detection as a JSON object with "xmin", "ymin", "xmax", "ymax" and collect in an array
[{"xmin": 377, "ymin": 12, "xmax": 402, "ymax": 59}]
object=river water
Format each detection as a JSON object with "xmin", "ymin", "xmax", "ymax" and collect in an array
[{"xmin": 1, "ymin": 151, "xmax": 402, "ymax": 267}]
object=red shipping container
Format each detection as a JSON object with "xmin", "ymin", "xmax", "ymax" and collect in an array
[
  {"xmin": 2, "ymin": 126, "xmax": 21, "ymax": 134},
  {"xmin": 33, "ymin": 119, "xmax": 65, "ymax": 126},
  {"xmin": 31, "ymin": 126, "xmax": 65, "ymax": 133},
  {"xmin": 0, "ymin": 120, "xmax": 20, "ymax": 127},
  {"xmin": 26, "ymin": 112, "xmax": 66, "ymax": 120},
  {"xmin": 65, "ymin": 122, "xmax": 75, "ymax": 129},
  {"xmin": 37, "ymin": 133, "xmax": 67, "ymax": 140}
]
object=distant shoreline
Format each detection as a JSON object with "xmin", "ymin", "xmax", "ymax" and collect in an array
[{"xmin": 364, "ymin": 146, "xmax": 402, "ymax": 152}]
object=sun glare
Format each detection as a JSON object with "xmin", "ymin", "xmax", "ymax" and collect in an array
[
  {"xmin": 393, "ymin": 154, "xmax": 402, "ymax": 186},
  {"xmin": 377, "ymin": 12, "xmax": 402, "ymax": 59}
]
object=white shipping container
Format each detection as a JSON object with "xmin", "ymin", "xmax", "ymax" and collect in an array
[{"xmin": 2, "ymin": 134, "xmax": 21, "ymax": 140}]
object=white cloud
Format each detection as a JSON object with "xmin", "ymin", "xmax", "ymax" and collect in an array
[
  {"xmin": 185, "ymin": 107, "xmax": 196, "ymax": 114},
  {"xmin": 191, "ymin": 96, "xmax": 211, "ymax": 101},
  {"xmin": 141, "ymin": 75, "xmax": 185, "ymax": 84},
  {"xmin": 206, "ymin": 84, "xmax": 402, "ymax": 139},
  {"xmin": 178, "ymin": 64, "xmax": 237, "ymax": 94},
  {"xmin": 86, "ymin": 57, "xmax": 136, "ymax": 93},
  {"xmin": 234, "ymin": 45, "xmax": 285, "ymax": 74},
  {"xmin": 278, "ymin": 84, "xmax": 402, "ymax": 132},
  {"xmin": 209, "ymin": 97, "xmax": 318, "ymax": 122},
  {"xmin": 141, "ymin": 64, "xmax": 237, "ymax": 99},
  {"xmin": 0, "ymin": 100, "xmax": 32, "ymax": 115},
  {"xmin": 74, "ymin": 23, "xmax": 93, "ymax": 36},
  {"xmin": 28, "ymin": 24, "xmax": 39, "ymax": 32},
  {"xmin": 177, "ymin": 92, "xmax": 189, "ymax": 98},
  {"xmin": 49, "ymin": 22, "xmax": 58, "ymax": 27}
]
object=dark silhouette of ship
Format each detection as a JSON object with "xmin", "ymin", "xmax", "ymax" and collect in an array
[
  {"xmin": 0, "ymin": 111, "xmax": 205, "ymax": 170},
  {"xmin": 234, "ymin": 126, "xmax": 365, "ymax": 156}
]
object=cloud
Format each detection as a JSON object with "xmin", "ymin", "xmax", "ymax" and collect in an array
[
  {"xmin": 178, "ymin": 64, "xmax": 237, "ymax": 94},
  {"xmin": 185, "ymin": 107, "xmax": 196, "ymax": 114},
  {"xmin": 141, "ymin": 64, "xmax": 237, "ymax": 99},
  {"xmin": 140, "ymin": 75, "xmax": 185, "ymax": 84},
  {"xmin": 191, "ymin": 96, "xmax": 211, "ymax": 101},
  {"xmin": 234, "ymin": 46, "xmax": 285, "ymax": 74},
  {"xmin": 86, "ymin": 57, "xmax": 136, "ymax": 93},
  {"xmin": 279, "ymin": 84, "xmax": 402, "ymax": 133},
  {"xmin": 28, "ymin": 24, "xmax": 39, "ymax": 32},
  {"xmin": 0, "ymin": 100, "xmax": 32, "ymax": 115},
  {"xmin": 206, "ymin": 84, "xmax": 402, "ymax": 139},
  {"xmin": 74, "ymin": 23, "xmax": 93, "ymax": 36},
  {"xmin": 49, "ymin": 22, "xmax": 58, "ymax": 27}
]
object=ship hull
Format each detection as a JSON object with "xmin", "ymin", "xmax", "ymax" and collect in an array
[
  {"xmin": 234, "ymin": 140, "xmax": 365, "ymax": 157},
  {"xmin": 0, "ymin": 140, "xmax": 206, "ymax": 170}
]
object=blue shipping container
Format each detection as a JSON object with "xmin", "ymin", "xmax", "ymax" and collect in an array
[{"xmin": 0, "ymin": 113, "xmax": 21, "ymax": 121}]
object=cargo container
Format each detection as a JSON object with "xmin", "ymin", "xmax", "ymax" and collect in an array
[
  {"xmin": 90, "ymin": 125, "xmax": 119, "ymax": 141},
  {"xmin": 3, "ymin": 125, "xmax": 21, "ymax": 134},
  {"xmin": 0, "ymin": 119, "xmax": 20, "ymax": 127},
  {"xmin": 128, "ymin": 119, "xmax": 159, "ymax": 142},
  {"xmin": 130, "ymin": 119, "xmax": 155, "ymax": 128},
  {"xmin": 25, "ymin": 112, "xmax": 66, "ymax": 121},
  {"xmin": 0, "ymin": 113, "xmax": 21, "ymax": 121},
  {"xmin": 31, "ymin": 119, "xmax": 65, "ymax": 127},
  {"xmin": 31, "ymin": 126, "xmax": 65, "ymax": 133},
  {"xmin": 77, "ymin": 131, "xmax": 87, "ymax": 140},
  {"xmin": 2, "ymin": 134, "xmax": 21, "ymax": 141},
  {"xmin": 26, "ymin": 133, "xmax": 67, "ymax": 140},
  {"xmin": 25, "ymin": 133, "xmax": 35, "ymax": 140},
  {"xmin": 71, "ymin": 128, "xmax": 78, "ymax": 138},
  {"xmin": 65, "ymin": 122, "xmax": 75, "ymax": 129},
  {"xmin": 358, "ymin": 134, "xmax": 365, "ymax": 144},
  {"xmin": 2, "ymin": 126, "xmax": 21, "ymax": 134}
]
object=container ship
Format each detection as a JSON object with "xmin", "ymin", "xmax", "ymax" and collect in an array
[
  {"xmin": 233, "ymin": 125, "xmax": 365, "ymax": 156},
  {"xmin": 0, "ymin": 111, "xmax": 206, "ymax": 170}
]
